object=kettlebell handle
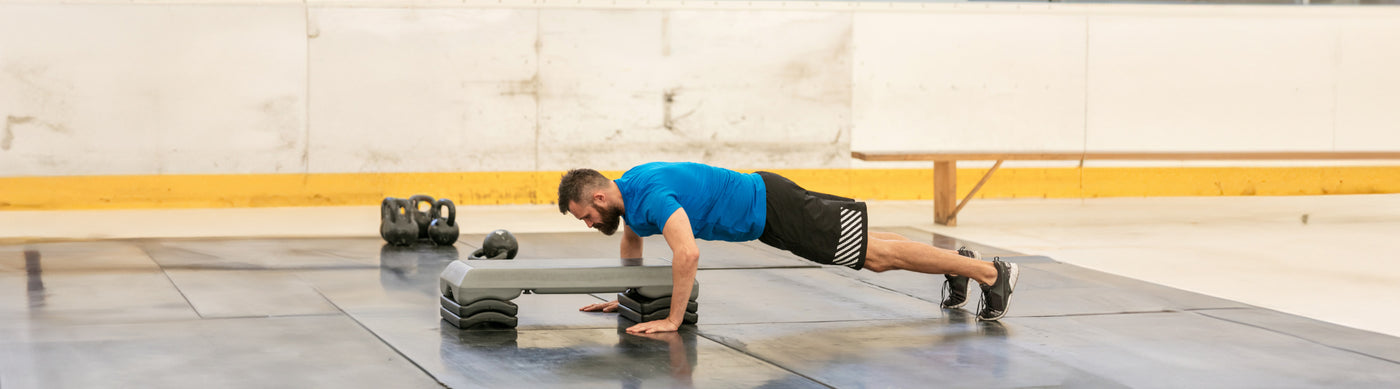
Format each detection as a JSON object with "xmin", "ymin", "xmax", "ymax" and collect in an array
[
  {"xmin": 395, "ymin": 199, "xmax": 414, "ymax": 222},
  {"xmin": 432, "ymin": 199, "xmax": 456, "ymax": 225},
  {"xmin": 409, "ymin": 194, "xmax": 435, "ymax": 214},
  {"xmin": 381, "ymin": 197, "xmax": 399, "ymax": 222}
]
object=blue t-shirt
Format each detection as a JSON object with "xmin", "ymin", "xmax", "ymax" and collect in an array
[{"xmin": 614, "ymin": 162, "xmax": 766, "ymax": 242}]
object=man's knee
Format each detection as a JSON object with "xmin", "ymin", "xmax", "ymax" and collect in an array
[
  {"xmin": 864, "ymin": 257, "xmax": 894, "ymax": 272},
  {"xmin": 862, "ymin": 242, "xmax": 897, "ymax": 272}
]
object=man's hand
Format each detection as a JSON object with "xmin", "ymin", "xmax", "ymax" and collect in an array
[
  {"xmin": 626, "ymin": 318, "xmax": 681, "ymax": 334},
  {"xmin": 580, "ymin": 300, "xmax": 619, "ymax": 313}
]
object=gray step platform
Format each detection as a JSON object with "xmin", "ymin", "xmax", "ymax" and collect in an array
[
  {"xmin": 440, "ymin": 258, "xmax": 699, "ymax": 306},
  {"xmin": 439, "ymin": 258, "xmax": 701, "ymax": 329},
  {"xmin": 618, "ymin": 290, "xmax": 698, "ymax": 314},
  {"xmin": 618, "ymin": 304, "xmax": 698, "ymax": 325}
]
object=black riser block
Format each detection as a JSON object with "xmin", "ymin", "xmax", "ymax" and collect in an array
[
  {"xmin": 440, "ymin": 307, "xmax": 519, "ymax": 329},
  {"xmin": 618, "ymin": 304, "xmax": 697, "ymax": 325},
  {"xmin": 617, "ymin": 292, "xmax": 698, "ymax": 314},
  {"xmin": 440, "ymin": 295, "xmax": 520, "ymax": 317}
]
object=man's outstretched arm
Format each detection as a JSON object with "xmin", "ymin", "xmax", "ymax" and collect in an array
[
  {"xmin": 626, "ymin": 208, "xmax": 697, "ymax": 334},
  {"xmin": 620, "ymin": 224, "xmax": 643, "ymax": 259}
]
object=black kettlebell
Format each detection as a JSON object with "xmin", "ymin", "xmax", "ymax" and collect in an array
[
  {"xmin": 379, "ymin": 197, "xmax": 398, "ymax": 242},
  {"xmin": 427, "ymin": 198, "xmax": 459, "ymax": 246},
  {"xmin": 408, "ymin": 194, "xmax": 435, "ymax": 239},
  {"xmin": 471, "ymin": 229, "xmax": 518, "ymax": 259},
  {"xmin": 380, "ymin": 198, "xmax": 416, "ymax": 246}
]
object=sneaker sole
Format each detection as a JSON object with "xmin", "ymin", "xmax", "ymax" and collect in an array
[{"xmin": 978, "ymin": 263, "xmax": 1019, "ymax": 321}]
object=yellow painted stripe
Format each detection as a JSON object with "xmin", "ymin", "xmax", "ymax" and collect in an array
[{"xmin": 2, "ymin": 166, "xmax": 1399, "ymax": 210}]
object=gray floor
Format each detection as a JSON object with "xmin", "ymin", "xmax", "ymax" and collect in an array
[{"xmin": 3, "ymin": 230, "xmax": 1399, "ymax": 388}]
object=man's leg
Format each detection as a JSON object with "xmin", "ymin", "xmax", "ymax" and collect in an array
[
  {"xmin": 868, "ymin": 231, "xmax": 962, "ymax": 275},
  {"xmin": 862, "ymin": 236, "xmax": 997, "ymax": 285},
  {"xmin": 869, "ymin": 231, "xmax": 910, "ymax": 242},
  {"xmin": 755, "ymin": 171, "xmax": 1019, "ymax": 320},
  {"xmin": 863, "ymin": 235, "xmax": 1020, "ymax": 321}
]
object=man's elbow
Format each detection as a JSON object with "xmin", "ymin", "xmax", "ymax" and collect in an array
[{"xmin": 676, "ymin": 249, "xmax": 700, "ymax": 265}]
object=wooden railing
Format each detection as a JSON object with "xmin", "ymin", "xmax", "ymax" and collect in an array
[{"xmin": 851, "ymin": 151, "xmax": 1400, "ymax": 226}]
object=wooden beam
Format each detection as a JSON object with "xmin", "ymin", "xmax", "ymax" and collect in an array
[
  {"xmin": 852, "ymin": 151, "xmax": 1400, "ymax": 162},
  {"xmin": 951, "ymin": 160, "xmax": 1003, "ymax": 221},
  {"xmin": 853, "ymin": 149, "xmax": 1400, "ymax": 227},
  {"xmin": 934, "ymin": 161, "xmax": 956, "ymax": 226},
  {"xmin": 855, "ymin": 151, "xmax": 1083, "ymax": 161}
]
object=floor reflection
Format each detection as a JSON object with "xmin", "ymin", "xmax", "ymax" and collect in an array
[
  {"xmin": 690, "ymin": 311, "xmax": 1021, "ymax": 385},
  {"xmin": 972, "ymin": 319, "xmax": 1010, "ymax": 377},
  {"xmin": 25, "ymin": 249, "xmax": 45, "ymax": 309},
  {"xmin": 616, "ymin": 327, "xmax": 698, "ymax": 388},
  {"xmin": 378, "ymin": 243, "xmax": 460, "ymax": 297},
  {"xmin": 438, "ymin": 317, "xmax": 700, "ymax": 388}
]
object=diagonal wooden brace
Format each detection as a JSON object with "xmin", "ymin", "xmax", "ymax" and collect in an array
[{"xmin": 934, "ymin": 160, "xmax": 1004, "ymax": 226}]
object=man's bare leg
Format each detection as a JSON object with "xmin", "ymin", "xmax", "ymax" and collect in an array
[
  {"xmin": 868, "ymin": 232, "xmax": 964, "ymax": 277},
  {"xmin": 862, "ymin": 230, "xmax": 963, "ymax": 277},
  {"xmin": 862, "ymin": 235, "xmax": 996, "ymax": 285},
  {"xmin": 870, "ymin": 231, "xmax": 911, "ymax": 242},
  {"xmin": 861, "ymin": 233, "xmax": 1017, "ymax": 321}
]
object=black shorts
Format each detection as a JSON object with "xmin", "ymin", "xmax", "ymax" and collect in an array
[{"xmin": 756, "ymin": 172, "xmax": 869, "ymax": 270}]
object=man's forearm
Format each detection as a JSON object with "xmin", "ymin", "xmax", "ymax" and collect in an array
[
  {"xmin": 621, "ymin": 228, "xmax": 643, "ymax": 258},
  {"xmin": 621, "ymin": 239, "xmax": 643, "ymax": 259},
  {"xmin": 667, "ymin": 253, "xmax": 697, "ymax": 325}
]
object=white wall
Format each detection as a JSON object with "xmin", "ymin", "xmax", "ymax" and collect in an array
[
  {"xmin": 852, "ymin": 11, "xmax": 1088, "ymax": 154},
  {"xmin": 852, "ymin": 4, "xmax": 1400, "ymax": 168},
  {"xmin": 308, "ymin": 7, "xmax": 540, "ymax": 173},
  {"xmin": 1086, "ymin": 12, "xmax": 1337, "ymax": 152},
  {"xmin": 3, "ymin": 1, "xmax": 1399, "ymax": 178},
  {"xmin": 0, "ymin": 1, "xmax": 307, "ymax": 176},
  {"xmin": 531, "ymin": 9, "xmax": 851, "ymax": 171}
]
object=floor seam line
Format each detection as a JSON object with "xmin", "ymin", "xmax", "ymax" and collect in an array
[
  {"xmin": 309, "ymin": 286, "xmax": 450, "ymax": 388},
  {"xmin": 140, "ymin": 244, "xmax": 206, "ymax": 320},
  {"xmin": 1194, "ymin": 311, "xmax": 1400, "ymax": 366},
  {"xmin": 694, "ymin": 332, "xmax": 837, "ymax": 389}
]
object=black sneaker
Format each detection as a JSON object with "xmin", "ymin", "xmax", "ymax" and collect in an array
[
  {"xmin": 977, "ymin": 258, "xmax": 1020, "ymax": 321},
  {"xmin": 940, "ymin": 247, "xmax": 980, "ymax": 309}
]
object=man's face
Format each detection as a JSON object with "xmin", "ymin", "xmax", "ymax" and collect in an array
[{"xmin": 569, "ymin": 200, "xmax": 623, "ymax": 236}]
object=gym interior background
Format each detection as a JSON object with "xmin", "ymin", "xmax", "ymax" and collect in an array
[
  {"xmin": 2, "ymin": 0, "xmax": 1399, "ymax": 388},
  {"xmin": 4, "ymin": 0, "xmax": 1399, "ymax": 208}
]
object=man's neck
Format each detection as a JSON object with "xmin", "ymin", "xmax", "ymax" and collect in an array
[{"xmin": 607, "ymin": 181, "xmax": 624, "ymax": 212}]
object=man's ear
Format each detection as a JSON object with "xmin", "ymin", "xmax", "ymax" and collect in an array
[{"xmin": 592, "ymin": 191, "xmax": 607, "ymax": 206}]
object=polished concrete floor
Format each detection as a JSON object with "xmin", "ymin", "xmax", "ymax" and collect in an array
[{"xmin": 3, "ymin": 196, "xmax": 1400, "ymax": 387}]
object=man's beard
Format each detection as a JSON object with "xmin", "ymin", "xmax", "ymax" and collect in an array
[{"xmin": 594, "ymin": 203, "xmax": 623, "ymax": 236}]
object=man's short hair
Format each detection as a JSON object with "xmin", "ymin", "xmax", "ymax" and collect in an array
[{"xmin": 557, "ymin": 168, "xmax": 610, "ymax": 214}]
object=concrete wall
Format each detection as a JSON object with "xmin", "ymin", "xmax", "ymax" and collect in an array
[
  {"xmin": 1, "ymin": 1, "xmax": 308, "ymax": 176},
  {"xmin": 3, "ymin": 0, "xmax": 1400, "ymax": 179}
]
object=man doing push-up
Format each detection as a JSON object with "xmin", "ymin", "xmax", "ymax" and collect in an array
[{"xmin": 558, "ymin": 162, "xmax": 1019, "ymax": 334}]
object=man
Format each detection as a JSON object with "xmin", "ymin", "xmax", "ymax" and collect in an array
[{"xmin": 558, "ymin": 162, "xmax": 1019, "ymax": 334}]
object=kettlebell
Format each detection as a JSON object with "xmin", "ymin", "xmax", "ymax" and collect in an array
[
  {"xmin": 408, "ymin": 194, "xmax": 436, "ymax": 239},
  {"xmin": 380, "ymin": 198, "xmax": 417, "ymax": 246},
  {"xmin": 379, "ymin": 197, "xmax": 398, "ymax": 242},
  {"xmin": 427, "ymin": 198, "xmax": 459, "ymax": 246},
  {"xmin": 470, "ymin": 229, "xmax": 518, "ymax": 259}
]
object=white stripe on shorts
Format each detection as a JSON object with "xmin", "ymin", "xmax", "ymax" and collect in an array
[{"xmin": 833, "ymin": 209, "xmax": 864, "ymax": 266}]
